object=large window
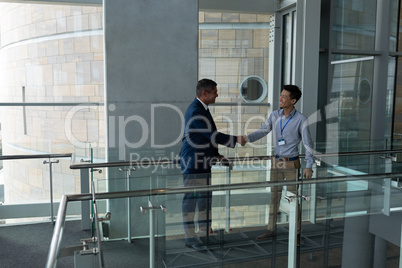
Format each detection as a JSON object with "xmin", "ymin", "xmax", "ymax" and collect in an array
[
  {"xmin": 198, "ymin": 12, "xmax": 271, "ymax": 156},
  {"xmin": 332, "ymin": 0, "xmax": 377, "ymax": 50},
  {"xmin": 392, "ymin": 0, "xmax": 402, "ymax": 145},
  {"xmin": 330, "ymin": 55, "xmax": 374, "ymax": 152},
  {"xmin": 0, "ymin": 3, "xmax": 105, "ymax": 213},
  {"xmin": 327, "ymin": 0, "xmax": 399, "ymax": 154},
  {"xmin": 282, "ymin": 9, "xmax": 296, "ymax": 86}
]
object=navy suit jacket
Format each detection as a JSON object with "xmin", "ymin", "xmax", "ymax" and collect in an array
[{"xmin": 180, "ymin": 98, "xmax": 236, "ymax": 174}]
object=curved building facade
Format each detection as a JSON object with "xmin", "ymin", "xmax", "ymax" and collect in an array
[{"xmin": 0, "ymin": 3, "xmax": 105, "ymax": 202}]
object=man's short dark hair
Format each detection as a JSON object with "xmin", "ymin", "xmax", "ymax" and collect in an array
[
  {"xmin": 196, "ymin": 79, "xmax": 217, "ymax": 97},
  {"xmin": 282, "ymin": 85, "xmax": 302, "ymax": 103}
]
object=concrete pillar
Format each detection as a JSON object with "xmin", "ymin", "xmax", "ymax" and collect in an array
[
  {"xmin": 373, "ymin": 235, "xmax": 388, "ymax": 268},
  {"xmin": 341, "ymin": 215, "xmax": 374, "ymax": 267},
  {"xmin": 103, "ymin": 0, "xmax": 198, "ymax": 239}
]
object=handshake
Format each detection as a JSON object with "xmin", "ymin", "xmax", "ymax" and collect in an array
[{"xmin": 236, "ymin": 135, "xmax": 248, "ymax": 146}]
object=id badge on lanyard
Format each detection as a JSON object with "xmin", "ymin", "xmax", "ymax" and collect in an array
[{"xmin": 279, "ymin": 112, "xmax": 294, "ymax": 146}]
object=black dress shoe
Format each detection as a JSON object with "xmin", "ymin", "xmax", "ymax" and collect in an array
[
  {"xmin": 185, "ymin": 238, "xmax": 205, "ymax": 250},
  {"xmin": 256, "ymin": 230, "xmax": 276, "ymax": 241},
  {"xmin": 187, "ymin": 242, "xmax": 205, "ymax": 250},
  {"xmin": 197, "ymin": 235, "xmax": 220, "ymax": 245}
]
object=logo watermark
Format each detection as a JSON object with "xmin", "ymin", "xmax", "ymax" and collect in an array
[{"xmin": 64, "ymin": 101, "xmax": 341, "ymax": 171}]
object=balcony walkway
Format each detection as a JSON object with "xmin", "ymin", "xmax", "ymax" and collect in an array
[{"xmin": 1, "ymin": 218, "xmax": 400, "ymax": 267}]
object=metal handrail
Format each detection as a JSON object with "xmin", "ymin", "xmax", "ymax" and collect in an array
[
  {"xmin": 61, "ymin": 172, "xmax": 402, "ymax": 201},
  {"xmin": 46, "ymin": 171, "xmax": 402, "ymax": 268},
  {"xmin": 68, "ymin": 149, "xmax": 402, "ymax": 170},
  {"xmin": 0, "ymin": 153, "xmax": 72, "ymax": 160},
  {"xmin": 0, "ymin": 102, "xmax": 103, "ymax": 106},
  {"xmin": 311, "ymin": 149, "xmax": 402, "ymax": 158},
  {"xmin": 47, "ymin": 195, "xmax": 68, "ymax": 268},
  {"xmin": 70, "ymin": 159, "xmax": 180, "ymax": 169},
  {"xmin": 0, "ymin": 153, "xmax": 73, "ymax": 223},
  {"xmin": 91, "ymin": 181, "xmax": 105, "ymax": 268}
]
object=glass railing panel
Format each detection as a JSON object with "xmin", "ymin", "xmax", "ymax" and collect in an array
[
  {"xmin": 101, "ymin": 147, "xmax": 182, "ymax": 210},
  {"xmin": 89, "ymin": 180, "xmax": 104, "ymax": 268},
  {"xmin": 55, "ymin": 184, "xmax": 103, "ymax": 268},
  {"xmin": 91, "ymin": 149, "xmax": 402, "ymax": 242},
  {"xmin": 160, "ymin": 176, "xmax": 236, "ymax": 267},
  {"xmin": 93, "ymin": 163, "xmax": 184, "ymax": 242},
  {"xmin": 60, "ymin": 145, "xmax": 402, "ymax": 267},
  {"xmin": 0, "ymin": 155, "xmax": 82, "ymax": 224},
  {"xmin": 300, "ymin": 162, "xmax": 402, "ymax": 225},
  {"xmin": 51, "ymin": 167, "xmax": 402, "ymax": 268},
  {"xmin": 0, "ymin": 101, "xmax": 106, "ymax": 225},
  {"xmin": 299, "ymin": 174, "xmax": 402, "ymax": 268},
  {"xmin": 95, "ymin": 175, "xmax": 154, "ymax": 241},
  {"xmin": 76, "ymin": 142, "xmax": 402, "ymax": 191},
  {"xmin": 299, "ymin": 148, "xmax": 402, "ymax": 197},
  {"xmin": 157, "ymin": 168, "xmax": 300, "ymax": 268},
  {"xmin": 88, "ymin": 192, "xmax": 168, "ymax": 267}
]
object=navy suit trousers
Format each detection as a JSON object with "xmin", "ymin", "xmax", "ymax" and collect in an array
[{"xmin": 182, "ymin": 173, "xmax": 212, "ymax": 240}]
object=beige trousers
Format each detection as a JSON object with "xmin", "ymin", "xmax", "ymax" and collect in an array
[{"xmin": 267, "ymin": 157, "xmax": 301, "ymax": 234}]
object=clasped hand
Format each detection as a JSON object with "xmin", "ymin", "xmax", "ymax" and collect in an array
[{"xmin": 237, "ymin": 135, "xmax": 247, "ymax": 146}]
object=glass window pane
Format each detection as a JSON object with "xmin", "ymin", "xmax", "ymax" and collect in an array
[
  {"xmin": 292, "ymin": 10, "xmax": 296, "ymax": 84},
  {"xmin": 0, "ymin": 104, "xmax": 105, "ymax": 221},
  {"xmin": 389, "ymin": 0, "xmax": 400, "ymax": 51},
  {"xmin": 282, "ymin": 13, "xmax": 291, "ymax": 85},
  {"xmin": 393, "ymin": 57, "xmax": 402, "ymax": 142},
  {"xmin": 0, "ymin": 3, "xmax": 105, "ymax": 221},
  {"xmin": 198, "ymin": 11, "xmax": 270, "ymax": 150},
  {"xmin": 330, "ymin": 55, "xmax": 374, "ymax": 152},
  {"xmin": 386, "ymin": 57, "xmax": 395, "ymax": 146},
  {"xmin": 398, "ymin": 1, "xmax": 402, "ymax": 52},
  {"xmin": 332, "ymin": 0, "xmax": 377, "ymax": 50}
]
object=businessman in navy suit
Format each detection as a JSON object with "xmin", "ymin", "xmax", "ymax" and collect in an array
[{"xmin": 180, "ymin": 79, "xmax": 241, "ymax": 249}]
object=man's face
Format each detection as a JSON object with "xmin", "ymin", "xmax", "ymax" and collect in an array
[
  {"xmin": 279, "ymin": 89, "xmax": 296, "ymax": 109},
  {"xmin": 204, "ymin": 86, "xmax": 218, "ymax": 105}
]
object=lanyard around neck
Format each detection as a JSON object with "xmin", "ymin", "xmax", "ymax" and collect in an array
[{"xmin": 280, "ymin": 110, "xmax": 296, "ymax": 136}]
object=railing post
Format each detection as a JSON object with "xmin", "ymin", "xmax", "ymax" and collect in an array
[
  {"xmin": 309, "ymin": 183, "xmax": 316, "ymax": 224},
  {"xmin": 140, "ymin": 201, "xmax": 167, "ymax": 268},
  {"xmin": 80, "ymin": 168, "xmax": 91, "ymax": 230},
  {"xmin": 91, "ymin": 181, "xmax": 105, "ymax": 268},
  {"xmin": 286, "ymin": 195, "xmax": 298, "ymax": 268},
  {"xmin": 383, "ymin": 155, "xmax": 392, "ymax": 216},
  {"xmin": 43, "ymin": 158, "xmax": 59, "ymax": 224},
  {"xmin": 285, "ymin": 194, "xmax": 310, "ymax": 268},
  {"xmin": 128, "ymin": 175, "xmax": 132, "ymax": 243},
  {"xmin": 225, "ymin": 163, "xmax": 232, "ymax": 233},
  {"xmin": 119, "ymin": 167, "xmax": 136, "ymax": 243},
  {"xmin": 149, "ymin": 200, "xmax": 155, "ymax": 268}
]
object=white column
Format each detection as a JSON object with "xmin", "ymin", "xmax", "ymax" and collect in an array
[
  {"xmin": 295, "ymin": 0, "xmax": 321, "ymax": 140},
  {"xmin": 287, "ymin": 196, "xmax": 298, "ymax": 268}
]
